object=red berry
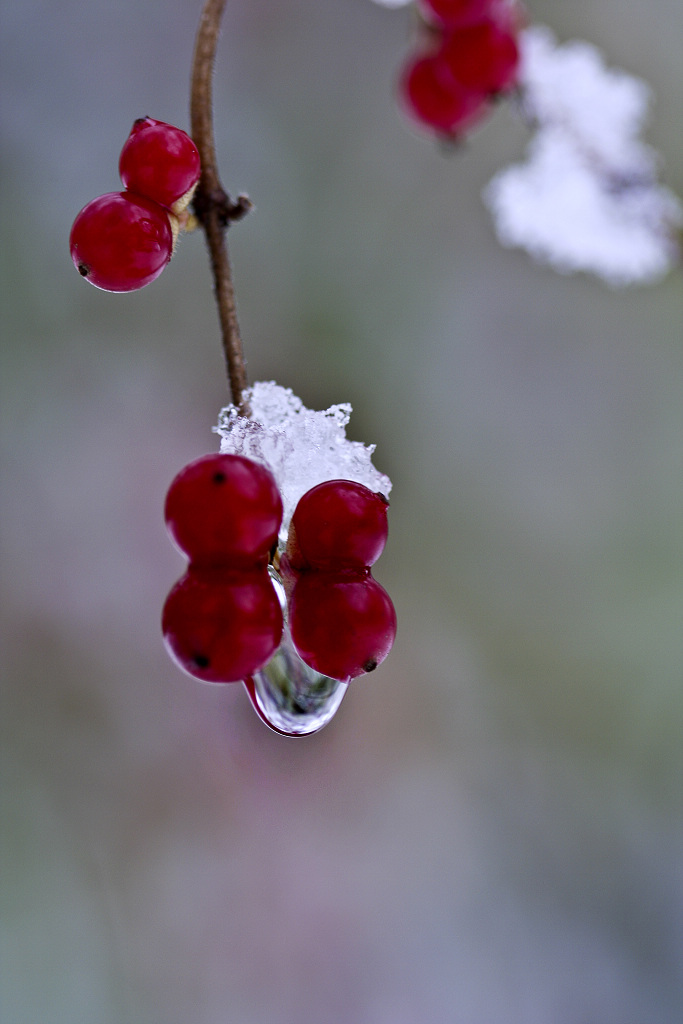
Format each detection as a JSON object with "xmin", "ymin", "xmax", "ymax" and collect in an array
[
  {"xmin": 400, "ymin": 50, "xmax": 488, "ymax": 136},
  {"xmin": 441, "ymin": 16, "xmax": 520, "ymax": 95},
  {"xmin": 286, "ymin": 480, "xmax": 389, "ymax": 571},
  {"xmin": 164, "ymin": 454, "xmax": 282, "ymax": 567},
  {"xmin": 288, "ymin": 570, "xmax": 397, "ymax": 682},
  {"xmin": 119, "ymin": 117, "xmax": 201, "ymax": 212},
  {"xmin": 162, "ymin": 568, "xmax": 283, "ymax": 683},
  {"xmin": 70, "ymin": 191, "xmax": 174, "ymax": 292},
  {"xmin": 418, "ymin": 0, "xmax": 493, "ymax": 28}
]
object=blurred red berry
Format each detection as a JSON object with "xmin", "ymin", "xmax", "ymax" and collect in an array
[
  {"xmin": 441, "ymin": 15, "xmax": 520, "ymax": 95},
  {"xmin": 400, "ymin": 49, "xmax": 489, "ymax": 135},
  {"xmin": 418, "ymin": 0, "xmax": 492, "ymax": 28}
]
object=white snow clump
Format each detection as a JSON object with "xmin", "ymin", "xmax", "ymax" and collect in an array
[
  {"xmin": 485, "ymin": 27, "xmax": 681, "ymax": 286},
  {"xmin": 215, "ymin": 381, "xmax": 392, "ymax": 533}
]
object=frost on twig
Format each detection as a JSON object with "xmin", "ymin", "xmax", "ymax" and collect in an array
[
  {"xmin": 215, "ymin": 381, "xmax": 392, "ymax": 534},
  {"xmin": 485, "ymin": 27, "xmax": 682, "ymax": 286}
]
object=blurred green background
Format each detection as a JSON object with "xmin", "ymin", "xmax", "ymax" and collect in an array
[{"xmin": 1, "ymin": 1, "xmax": 681, "ymax": 1021}]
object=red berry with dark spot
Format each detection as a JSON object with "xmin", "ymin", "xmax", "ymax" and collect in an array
[
  {"xmin": 288, "ymin": 570, "xmax": 397, "ymax": 682},
  {"xmin": 164, "ymin": 454, "xmax": 282, "ymax": 567},
  {"xmin": 162, "ymin": 568, "xmax": 283, "ymax": 683},
  {"xmin": 119, "ymin": 117, "xmax": 201, "ymax": 212},
  {"xmin": 286, "ymin": 479, "xmax": 389, "ymax": 571},
  {"xmin": 69, "ymin": 191, "xmax": 174, "ymax": 292}
]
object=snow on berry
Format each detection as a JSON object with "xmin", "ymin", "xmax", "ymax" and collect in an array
[{"xmin": 215, "ymin": 381, "xmax": 392, "ymax": 537}]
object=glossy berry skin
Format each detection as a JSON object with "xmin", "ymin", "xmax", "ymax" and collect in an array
[
  {"xmin": 400, "ymin": 51, "xmax": 488, "ymax": 136},
  {"xmin": 119, "ymin": 117, "xmax": 201, "ymax": 212},
  {"xmin": 288, "ymin": 570, "xmax": 397, "ymax": 682},
  {"xmin": 441, "ymin": 16, "xmax": 520, "ymax": 95},
  {"xmin": 287, "ymin": 480, "xmax": 389, "ymax": 571},
  {"xmin": 419, "ymin": 0, "xmax": 493, "ymax": 28},
  {"xmin": 70, "ymin": 191, "xmax": 174, "ymax": 292},
  {"xmin": 164, "ymin": 454, "xmax": 282, "ymax": 568},
  {"xmin": 162, "ymin": 568, "xmax": 283, "ymax": 683}
]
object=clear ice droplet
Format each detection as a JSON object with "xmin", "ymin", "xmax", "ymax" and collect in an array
[
  {"xmin": 243, "ymin": 568, "xmax": 348, "ymax": 737},
  {"xmin": 244, "ymin": 643, "xmax": 348, "ymax": 737}
]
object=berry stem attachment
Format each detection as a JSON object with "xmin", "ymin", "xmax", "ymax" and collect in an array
[{"xmin": 190, "ymin": 0, "xmax": 251, "ymax": 414}]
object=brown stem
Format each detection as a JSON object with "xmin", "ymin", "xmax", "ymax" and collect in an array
[{"xmin": 190, "ymin": 0, "xmax": 252, "ymax": 414}]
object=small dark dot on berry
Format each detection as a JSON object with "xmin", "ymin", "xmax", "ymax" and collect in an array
[
  {"xmin": 192, "ymin": 652, "xmax": 211, "ymax": 668},
  {"xmin": 363, "ymin": 659, "xmax": 378, "ymax": 673},
  {"xmin": 134, "ymin": 116, "xmax": 147, "ymax": 126},
  {"xmin": 78, "ymin": 263, "xmax": 90, "ymax": 277},
  {"xmin": 212, "ymin": 472, "xmax": 226, "ymax": 485},
  {"xmin": 377, "ymin": 492, "xmax": 389, "ymax": 506}
]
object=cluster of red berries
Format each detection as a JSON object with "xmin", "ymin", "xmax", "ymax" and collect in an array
[
  {"xmin": 162, "ymin": 454, "xmax": 396, "ymax": 685},
  {"xmin": 162, "ymin": 454, "xmax": 284, "ymax": 683},
  {"xmin": 400, "ymin": 0, "xmax": 521, "ymax": 138},
  {"xmin": 70, "ymin": 117, "xmax": 200, "ymax": 292},
  {"xmin": 282, "ymin": 479, "xmax": 397, "ymax": 681}
]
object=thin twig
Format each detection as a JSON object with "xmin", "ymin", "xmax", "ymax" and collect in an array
[{"xmin": 190, "ymin": 0, "xmax": 252, "ymax": 414}]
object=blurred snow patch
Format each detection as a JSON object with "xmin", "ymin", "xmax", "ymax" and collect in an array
[
  {"xmin": 486, "ymin": 128, "xmax": 681, "ymax": 285},
  {"xmin": 485, "ymin": 27, "xmax": 681, "ymax": 285},
  {"xmin": 215, "ymin": 382, "xmax": 392, "ymax": 532},
  {"xmin": 370, "ymin": 0, "xmax": 412, "ymax": 7},
  {"xmin": 519, "ymin": 27, "xmax": 652, "ymax": 168}
]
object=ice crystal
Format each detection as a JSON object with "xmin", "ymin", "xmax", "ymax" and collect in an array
[
  {"xmin": 485, "ymin": 27, "xmax": 681, "ymax": 285},
  {"xmin": 215, "ymin": 381, "xmax": 392, "ymax": 533}
]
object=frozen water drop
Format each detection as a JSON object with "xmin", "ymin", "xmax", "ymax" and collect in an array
[
  {"xmin": 244, "ymin": 567, "xmax": 348, "ymax": 736},
  {"xmin": 215, "ymin": 381, "xmax": 392, "ymax": 535},
  {"xmin": 244, "ymin": 651, "xmax": 348, "ymax": 737}
]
